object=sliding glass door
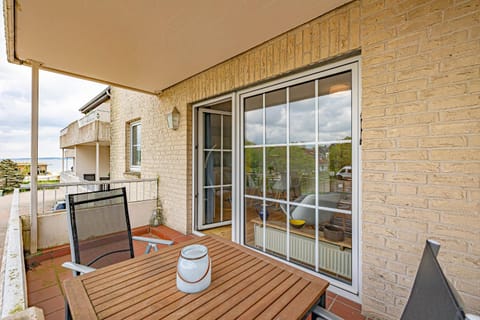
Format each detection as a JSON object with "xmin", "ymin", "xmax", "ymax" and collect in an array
[{"xmin": 241, "ymin": 61, "xmax": 359, "ymax": 290}]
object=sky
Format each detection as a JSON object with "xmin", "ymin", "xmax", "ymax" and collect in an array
[{"xmin": 0, "ymin": 3, "xmax": 107, "ymax": 159}]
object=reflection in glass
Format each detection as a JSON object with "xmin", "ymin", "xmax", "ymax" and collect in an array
[
  {"xmin": 245, "ymin": 147, "xmax": 263, "ymax": 196},
  {"xmin": 243, "ymin": 68, "xmax": 355, "ymax": 285},
  {"xmin": 265, "ymin": 89, "xmax": 286, "ymax": 145},
  {"xmin": 318, "ymin": 71, "xmax": 352, "ymax": 142},
  {"xmin": 204, "ymin": 151, "xmax": 221, "ymax": 186},
  {"xmin": 290, "ymin": 81, "xmax": 315, "ymax": 143},
  {"xmin": 203, "ymin": 187, "xmax": 220, "ymax": 225},
  {"xmin": 223, "ymin": 152, "xmax": 232, "ymax": 185},
  {"xmin": 131, "ymin": 124, "xmax": 141, "ymax": 166},
  {"xmin": 204, "ymin": 113, "xmax": 221, "ymax": 149},
  {"xmin": 266, "ymin": 147, "xmax": 287, "ymax": 201},
  {"xmin": 290, "ymin": 145, "xmax": 315, "ymax": 200},
  {"xmin": 244, "ymin": 94, "xmax": 263, "ymax": 146},
  {"xmin": 222, "ymin": 187, "xmax": 232, "ymax": 221},
  {"xmin": 244, "ymin": 198, "xmax": 259, "ymax": 248},
  {"xmin": 223, "ymin": 115, "xmax": 232, "ymax": 149}
]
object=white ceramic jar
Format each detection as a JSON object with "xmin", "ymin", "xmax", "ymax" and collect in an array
[{"xmin": 176, "ymin": 244, "xmax": 211, "ymax": 293}]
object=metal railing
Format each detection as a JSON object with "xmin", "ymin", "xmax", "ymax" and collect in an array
[
  {"xmin": 77, "ymin": 109, "xmax": 110, "ymax": 128},
  {"xmin": 20, "ymin": 178, "xmax": 158, "ymax": 215}
]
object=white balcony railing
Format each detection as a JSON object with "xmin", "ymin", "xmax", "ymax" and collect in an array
[
  {"xmin": 77, "ymin": 109, "xmax": 110, "ymax": 128},
  {"xmin": 20, "ymin": 178, "xmax": 158, "ymax": 215}
]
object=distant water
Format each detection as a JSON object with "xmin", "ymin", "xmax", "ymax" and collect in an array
[{"xmin": 5, "ymin": 157, "xmax": 73, "ymax": 174}]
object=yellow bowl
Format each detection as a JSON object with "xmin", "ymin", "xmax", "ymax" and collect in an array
[{"xmin": 290, "ymin": 219, "xmax": 306, "ymax": 228}]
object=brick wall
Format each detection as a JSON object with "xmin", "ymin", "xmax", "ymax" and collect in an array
[
  {"xmin": 360, "ymin": 0, "xmax": 479, "ymax": 318},
  {"xmin": 109, "ymin": 0, "xmax": 479, "ymax": 318}
]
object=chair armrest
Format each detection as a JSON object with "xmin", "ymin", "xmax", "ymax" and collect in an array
[
  {"xmin": 132, "ymin": 236, "xmax": 174, "ymax": 246},
  {"xmin": 311, "ymin": 306, "xmax": 344, "ymax": 320},
  {"xmin": 62, "ymin": 262, "xmax": 96, "ymax": 274}
]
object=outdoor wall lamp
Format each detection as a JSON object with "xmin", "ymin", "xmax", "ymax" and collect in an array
[{"xmin": 166, "ymin": 107, "xmax": 180, "ymax": 130}]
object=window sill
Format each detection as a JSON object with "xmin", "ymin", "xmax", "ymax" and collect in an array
[{"xmin": 124, "ymin": 171, "xmax": 141, "ymax": 178}]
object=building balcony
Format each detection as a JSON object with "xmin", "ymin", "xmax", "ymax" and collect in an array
[{"xmin": 59, "ymin": 111, "xmax": 110, "ymax": 149}]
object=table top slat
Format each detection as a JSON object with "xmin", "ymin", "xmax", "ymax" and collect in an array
[
  {"xmin": 256, "ymin": 278, "xmax": 310, "ymax": 319},
  {"xmin": 276, "ymin": 282, "xmax": 326, "ymax": 319},
  {"xmin": 216, "ymin": 270, "xmax": 292, "ymax": 319},
  {"xmin": 236, "ymin": 275, "xmax": 304, "ymax": 320},
  {"xmin": 63, "ymin": 278, "xmax": 98, "ymax": 320},
  {"xmin": 62, "ymin": 235, "xmax": 329, "ymax": 320}
]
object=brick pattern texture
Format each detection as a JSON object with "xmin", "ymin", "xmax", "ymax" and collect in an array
[{"xmin": 109, "ymin": 1, "xmax": 479, "ymax": 318}]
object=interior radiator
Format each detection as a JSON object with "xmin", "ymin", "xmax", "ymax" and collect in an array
[{"xmin": 254, "ymin": 225, "xmax": 352, "ymax": 279}]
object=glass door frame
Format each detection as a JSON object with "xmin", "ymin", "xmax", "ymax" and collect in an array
[
  {"xmin": 192, "ymin": 94, "xmax": 238, "ymax": 238},
  {"xmin": 237, "ymin": 57, "xmax": 361, "ymax": 295}
]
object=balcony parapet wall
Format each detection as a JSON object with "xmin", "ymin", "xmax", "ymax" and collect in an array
[
  {"xmin": 60, "ymin": 120, "xmax": 110, "ymax": 148},
  {"xmin": 0, "ymin": 189, "xmax": 28, "ymax": 317}
]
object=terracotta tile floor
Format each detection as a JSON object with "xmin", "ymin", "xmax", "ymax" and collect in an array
[{"xmin": 26, "ymin": 226, "xmax": 366, "ymax": 320}]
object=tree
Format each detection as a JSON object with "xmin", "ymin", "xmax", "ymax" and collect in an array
[
  {"xmin": 328, "ymin": 138, "xmax": 352, "ymax": 173},
  {"xmin": 0, "ymin": 159, "xmax": 25, "ymax": 193}
]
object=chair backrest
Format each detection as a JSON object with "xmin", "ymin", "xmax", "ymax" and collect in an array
[
  {"xmin": 66, "ymin": 187, "xmax": 134, "ymax": 269},
  {"xmin": 401, "ymin": 240, "xmax": 466, "ymax": 320}
]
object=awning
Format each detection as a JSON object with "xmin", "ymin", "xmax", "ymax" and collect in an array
[{"xmin": 4, "ymin": 0, "xmax": 350, "ymax": 94}]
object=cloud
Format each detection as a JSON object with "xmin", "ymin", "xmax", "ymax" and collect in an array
[
  {"xmin": 0, "ymin": 4, "xmax": 107, "ymax": 159},
  {"xmin": 244, "ymin": 92, "xmax": 352, "ymax": 146}
]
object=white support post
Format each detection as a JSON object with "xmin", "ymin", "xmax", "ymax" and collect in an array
[
  {"xmin": 61, "ymin": 148, "xmax": 65, "ymax": 173},
  {"xmin": 95, "ymin": 142, "xmax": 100, "ymax": 182},
  {"xmin": 30, "ymin": 61, "xmax": 40, "ymax": 254}
]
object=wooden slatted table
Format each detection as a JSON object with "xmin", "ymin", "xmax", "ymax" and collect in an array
[{"xmin": 63, "ymin": 235, "xmax": 329, "ymax": 319}]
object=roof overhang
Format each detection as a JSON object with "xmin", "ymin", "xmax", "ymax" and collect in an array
[{"xmin": 4, "ymin": 0, "xmax": 350, "ymax": 94}]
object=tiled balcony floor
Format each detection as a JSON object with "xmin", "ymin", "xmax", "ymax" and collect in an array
[{"xmin": 26, "ymin": 226, "xmax": 366, "ymax": 320}]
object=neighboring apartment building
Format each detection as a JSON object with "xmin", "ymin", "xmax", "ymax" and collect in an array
[
  {"xmin": 60, "ymin": 87, "xmax": 111, "ymax": 183},
  {"xmin": 107, "ymin": 2, "xmax": 479, "ymax": 318}
]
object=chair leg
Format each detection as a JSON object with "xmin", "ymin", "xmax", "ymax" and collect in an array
[
  {"xmin": 144, "ymin": 243, "xmax": 158, "ymax": 254},
  {"xmin": 65, "ymin": 299, "xmax": 72, "ymax": 320}
]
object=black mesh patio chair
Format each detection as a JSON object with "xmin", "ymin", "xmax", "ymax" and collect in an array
[
  {"xmin": 401, "ymin": 240, "xmax": 476, "ymax": 320},
  {"xmin": 62, "ymin": 187, "xmax": 173, "ymax": 319}
]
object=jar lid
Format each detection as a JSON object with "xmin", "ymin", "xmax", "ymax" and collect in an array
[{"xmin": 180, "ymin": 244, "xmax": 208, "ymax": 260}]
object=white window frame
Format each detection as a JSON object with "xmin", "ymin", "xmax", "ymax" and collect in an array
[
  {"xmin": 237, "ymin": 57, "xmax": 361, "ymax": 296},
  {"xmin": 130, "ymin": 121, "xmax": 141, "ymax": 171}
]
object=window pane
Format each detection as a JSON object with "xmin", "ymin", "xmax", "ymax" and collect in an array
[
  {"xmin": 223, "ymin": 187, "xmax": 232, "ymax": 222},
  {"xmin": 265, "ymin": 88, "xmax": 286, "ymax": 144},
  {"xmin": 223, "ymin": 115, "xmax": 232, "ymax": 149},
  {"xmin": 244, "ymin": 94, "xmax": 263, "ymax": 146},
  {"xmin": 290, "ymin": 145, "xmax": 315, "ymax": 201},
  {"xmin": 244, "ymin": 197, "xmax": 259, "ymax": 248},
  {"xmin": 245, "ymin": 147, "xmax": 263, "ymax": 196},
  {"xmin": 223, "ymin": 151, "xmax": 232, "ymax": 185},
  {"xmin": 132, "ymin": 146, "xmax": 141, "ymax": 166},
  {"xmin": 288, "ymin": 202, "xmax": 315, "ymax": 271},
  {"xmin": 318, "ymin": 71, "xmax": 352, "ymax": 142},
  {"xmin": 204, "ymin": 151, "xmax": 221, "ymax": 186},
  {"xmin": 132, "ymin": 125, "xmax": 137, "ymax": 145},
  {"xmin": 266, "ymin": 146, "xmax": 287, "ymax": 201},
  {"xmin": 203, "ymin": 187, "xmax": 220, "ymax": 225},
  {"xmin": 204, "ymin": 113, "xmax": 221, "ymax": 149},
  {"xmin": 290, "ymin": 81, "xmax": 315, "ymax": 143}
]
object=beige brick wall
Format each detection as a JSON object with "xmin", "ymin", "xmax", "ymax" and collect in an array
[
  {"xmin": 109, "ymin": 0, "xmax": 479, "ymax": 318},
  {"xmin": 360, "ymin": 0, "xmax": 479, "ymax": 318}
]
